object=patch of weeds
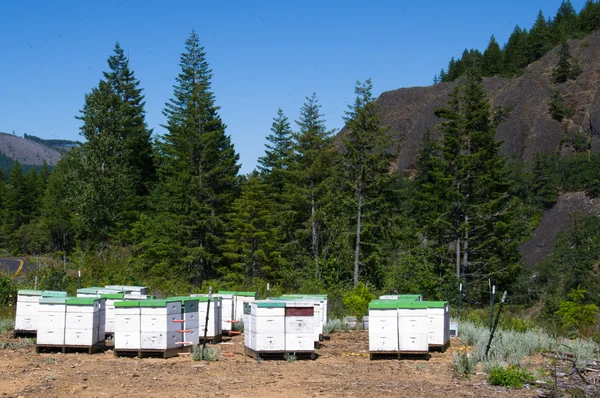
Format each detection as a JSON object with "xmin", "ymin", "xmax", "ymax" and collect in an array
[
  {"xmin": 323, "ymin": 318, "xmax": 343, "ymax": 334},
  {"xmin": 191, "ymin": 344, "xmax": 220, "ymax": 362},
  {"xmin": 0, "ymin": 316, "xmax": 15, "ymax": 334},
  {"xmin": 488, "ymin": 365, "xmax": 532, "ymax": 389},
  {"xmin": 232, "ymin": 320, "xmax": 244, "ymax": 333},
  {"xmin": 256, "ymin": 357, "xmax": 264, "ymax": 363},
  {"xmin": 43, "ymin": 372, "xmax": 56, "ymax": 383},
  {"xmin": 286, "ymin": 353, "xmax": 297, "ymax": 363},
  {"xmin": 43, "ymin": 356, "xmax": 57, "ymax": 365},
  {"xmin": 3, "ymin": 338, "xmax": 35, "ymax": 349}
]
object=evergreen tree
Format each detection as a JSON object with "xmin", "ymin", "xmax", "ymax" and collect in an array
[
  {"xmin": 288, "ymin": 93, "xmax": 334, "ymax": 281},
  {"xmin": 103, "ymin": 42, "xmax": 156, "ymax": 199},
  {"xmin": 258, "ymin": 108, "xmax": 294, "ymax": 194},
  {"xmin": 428, "ymin": 73, "xmax": 522, "ymax": 303},
  {"xmin": 150, "ymin": 29, "xmax": 241, "ymax": 284},
  {"xmin": 503, "ymin": 25, "xmax": 529, "ymax": 75},
  {"xmin": 553, "ymin": 42, "xmax": 573, "ymax": 84},
  {"xmin": 551, "ymin": 0, "xmax": 578, "ymax": 43},
  {"xmin": 482, "ymin": 35, "xmax": 502, "ymax": 76},
  {"xmin": 528, "ymin": 11, "xmax": 552, "ymax": 62},
  {"xmin": 342, "ymin": 79, "xmax": 394, "ymax": 286},
  {"xmin": 221, "ymin": 174, "xmax": 284, "ymax": 287},
  {"xmin": 578, "ymin": 0, "xmax": 600, "ymax": 33}
]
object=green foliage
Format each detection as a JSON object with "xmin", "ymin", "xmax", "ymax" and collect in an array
[
  {"xmin": 0, "ymin": 272, "xmax": 17, "ymax": 306},
  {"xmin": 488, "ymin": 366, "xmax": 532, "ymax": 389},
  {"xmin": 0, "ymin": 316, "xmax": 15, "ymax": 334},
  {"xmin": 556, "ymin": 288, "xmax": 598, "ymax": 337},
  {"xmin": 561, "ymin": 130, "xmax": 589, "ymax": 152},
  {"xmin": 453, "ymin": 351, "xmax": 477, "ymax": 376},
  {"xmin": 548, "ymin": 90, "xmax": 574, "ymax": 121},
  {"xmin": 323, "ymin": 318, "xmax": 343, "ymax": 334},
  {"xmin": 191, "ymin": 344, "xmax": 220, "ymax": 361},
  {"xmin": 341, "ymin": 282, "xmax": 375, "ymax": 317}
]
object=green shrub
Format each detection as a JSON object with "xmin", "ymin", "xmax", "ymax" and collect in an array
[
  {"xmin": 556, "ymin": 288, "xmax": 598, "ymax": 338},
  {"xmin": 0, "ymin": 272, "xmax": 17, "ymax": 306},
  {"xmin": 341, "ymin": 283, "xmax": 375, "ymax": 318},
  {"xmin": 191, "ymin": 344, "xmax": 220, "ymax": 361},
  {"xmin": 0, "ymin": 316, "xmax": 15, "ymax": 333},
  {"xmin": 323, "ymin": 318, "xmax": 343, "ymax": 334},
  {"xmin": 488, "ymin": 366, "xmax": 532, "ymax": 389}
]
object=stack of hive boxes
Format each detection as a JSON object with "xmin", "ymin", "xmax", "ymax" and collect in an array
[
  {"xmin": 100, "ymin": 293, "xmax": 125, "ymax": 334},
  {"xmin": 216, "ymin": 291, "xmax": 257, "ymax": 332},
  {"xmin": 280, "ymin": 294, "xmax": 327, "ymax": 341},
  {"xmin": 139, "ymin": 299, "xmax": 182, "ymax": 350},
  {"xmin": 37, "ymin": 296, "xmax": 67, "ymax": 345},
  {"xmin": 212, "ymin": 293, "xmax": 234, "ymax": 333},
  {"xmin": 368, "ymin": 297, "xmax": 450, "ymax": 356},
  {"xmin": 15, "ymin": 290, "xmax": 67, "ymax": 335},
  {"xmin": 114, "ymin": 300, "xmax": 141, "ymax": 350},
  {"xmin": 246, "ymin": 300, "xmax": 316, "ymax": 354},
  {"xmin": 65, "ymin": 297, "xmax": 105, "ymax": 347},
  {"xmin": 167, "ymin": 296, "xmax": 202, "ymax": 345}
]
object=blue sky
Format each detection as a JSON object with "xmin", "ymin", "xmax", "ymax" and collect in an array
[{"xmin": 0, "ymin": 0, "xmax": 586, "ymax": 174}]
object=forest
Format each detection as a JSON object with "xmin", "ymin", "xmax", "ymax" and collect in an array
[{"xmin": 1, "ymin": 0, "xmax": 600, "ymax": 338}]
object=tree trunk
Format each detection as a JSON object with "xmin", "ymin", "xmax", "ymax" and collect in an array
[
  {"xmin": 462, "ymin": 214, "xmax": 469, "ymax": 282},
  {"xmin": 310, "ymin": 181, "xmax": 319, "ymax": 280},
  {"xmin": 456, "ymin": 237, "xmax": 461, "ymax": 280},
  {"xmin": 354, "ymin": 182, "xmax": 363, "ymax": 286}
]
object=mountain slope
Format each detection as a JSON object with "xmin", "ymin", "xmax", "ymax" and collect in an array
[
  {"xmin": 0, "ymin": 133, "xmax": 61, "ymax": 167},
  {"xmin": 358, "ymin": 31, "xmax": 600, "ymax": 172}
]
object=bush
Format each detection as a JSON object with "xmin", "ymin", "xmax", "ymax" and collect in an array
[
  {"xmin": 0, "ymin": 272, "xmax": 17, "ymax": 306},
  {"xmin": 191, "ymin": 344, "xmax": 220, "ymax": 361},
  {"xmin": 0, "ymin": 316, "xmax": 15, "ymax": 333},
  {"xmin": 323, "ymin": 318, "xmax": 343, "ymax": 334},
  {"xmin": 453, "ymin": 350, "xmax": 477, "ymax": 376},
  {"xmin": 556, "ymin": 288, "xmax": 598, "ymax": 338},
  {"xmin": 488, "ymin": 366, "xmax": 532, "ymax": 389},
  {"xmin": 341, "ymin": 283, "xmax": 375, "ymax": 318}
]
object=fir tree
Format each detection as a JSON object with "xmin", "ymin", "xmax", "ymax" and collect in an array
[
  {"xmin": 151, "ymin": 29, "xmax": 241, "ymax": 283},
  {"xmin": 527, "ymin": 11, "xmax": 551, "ymax": 62},
  {"xmin": 342, "ymin": 79, "xmax": 394, "ymax": 286},
  {"xmin": 482, "ymin": 35, "xmax": 502, "ymax": 76},
  {"xmin": 258, "ymin": 108, "xmax": 294, "ymax": 194},
  {"xmin": 553, "ymin": 42, "xmax": 573, "ymax": 84},
  {"xmin": 578, "ymin": 0, "xmax": 600, "ymax": 33},
  {"xmin": 503, "ymin": 25, "xmax": 529, "ymax": 75}
]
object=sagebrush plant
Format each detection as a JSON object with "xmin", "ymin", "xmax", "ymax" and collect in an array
[
  {"xmin": 286, "ymin": 353, "xmax": 297, "ymax": 362},
  {"xmin": 323, "ymin": 318, "xmax": 343, "ymax": 334},
  {"xmin": 488, "ymin": 366, "xmax": 532, "ymax": 389},
  {"xmin": 233, "ymin": 320, "xmax": 244, "ymax": 333},
  {"xmin": 453, "ymin": 350, "xmax": 477, "ymax": 376},
  {"xmin": 0, "ymin": 316, "xmax": 15, "ymax": 334},
  {"xmin": 191, "ymin": 344, "xmax": 220, "ymax": 361}
]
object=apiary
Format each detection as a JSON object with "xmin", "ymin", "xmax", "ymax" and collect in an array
[
  {"xmin": 105, "ymin": 285, "xmax": 148, "ymax": 296},
  {"xmin": 233, "ymin": 291, "xmax": 258, "ymax": 322},
  {"xmin": 15, "ymin": 290, "xmax": 42, "ymax": 333},
  {"xmin": 284, "ymin": 301, "xmax": 314, "ymax": 352},
  {"xmin": 100, "ymin": 293, "xmax": 125, "ymax": 334},
  {"xmin": 205, "ymin": 293, "xmax": 234, "ymax": 332}
]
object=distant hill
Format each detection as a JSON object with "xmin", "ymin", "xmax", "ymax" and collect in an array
[
  {"xmin": 339, "ymin": 31, "xmax": 600, "ymax": 172},
  {"xmin": 0, "ymin": 132, "xmax": 75, "ymax": 176}
]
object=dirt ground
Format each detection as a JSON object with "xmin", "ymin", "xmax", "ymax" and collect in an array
[{"xmin": 0, "ymin": 331, "xmax": 540, "ymax": 398}]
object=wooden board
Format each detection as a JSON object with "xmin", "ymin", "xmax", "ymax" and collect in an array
[
  {"xmin": 114, "ymin": 345, "xmax": 191, "ymax": 359},
  {"xmin": 369, "ymin": 351, "xmax": 430, "ymax": 361},
  {"xmin": 244, "ymin": 346, "xmax": 316, "ymax": 361},
  {"xmin": 36, "ymin": 342, "xmax": 105, "ymax": 355}
]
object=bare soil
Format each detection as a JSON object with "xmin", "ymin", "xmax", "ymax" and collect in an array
[{"xmin": 0, "ymin": 330, "xmax": 540, "ymax": 398}]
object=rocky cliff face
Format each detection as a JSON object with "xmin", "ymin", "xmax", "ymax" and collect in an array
[{"xmin": 363, "ymin": 31, "xmax": 600, "ymax": 172}]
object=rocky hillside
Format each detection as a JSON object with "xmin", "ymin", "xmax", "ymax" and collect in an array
[
  {"xmin": 0, "ymin": 133, "xmax": 62, "ymax": 168},
  {"xmin": 363, "ymin": 31, "xmax": 600, "ymax": 172}
]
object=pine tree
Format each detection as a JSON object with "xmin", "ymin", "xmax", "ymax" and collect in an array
[
  {"xmin": 551, "ymin": 0, "xmax": 578, "ymax": 43},
  {"xmin": 151, "ymin": 29, "xmax": 241, "ymax": 284},
  {"xmin": 482, "ymin": 35, "xmax": 502, "ymax": 76},
  {"xmin": 342, "ymin": 79, "xmax": 394, "ymax": 286}
]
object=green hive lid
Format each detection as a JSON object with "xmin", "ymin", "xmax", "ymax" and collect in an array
[
  {"xmin": 218, "ymin": 290, "xmax": 236, "ymax": 295},
  {"xmin": 255, "ymin": 300, "xmax": 286, "ymax": 308},
  {"xmin": 114, "ymin": 300, "xmax": 140, "ymax": 308},
  {"xmin": 421, "ymin": 301, "xmax": 448, "ymax": 308},
  {"xmin": 77, "ymin": 287, "xmax": 101, "ymax": 294},
  {"xmin": 18, "ymin": 289, "xmax": 42, "ymax": 296},
  {"xmin": 369, "ymin": 300, "xmax": 398, "ymax": 309},
  {"xmin": 397, "ymin": 300, "xmax": 429, "ymax": 309},
  {"xmin": 40, "ymin": 297, "xmax": 67, "ymax": 304},
  {"xmin": 139, "ymin": 299, "xmax": 180, "ymax": 307},
  {"xmin": 398, "ymin": 294, "xmax": 422, "ymax": 301},
  {"xmin": 236, "ymin": 291, "xmax": 257, "ymax": 297},
  {"xmin": 101, "ymin": 293, "xmax": 125, "ymax": 299},
  {"xmin": 66, "ymin": 297, "xmax": 99, "ymax": 306},
  {"xmin": 42, "ymin": 290, "xmax": 67, "ymax": 297}
]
